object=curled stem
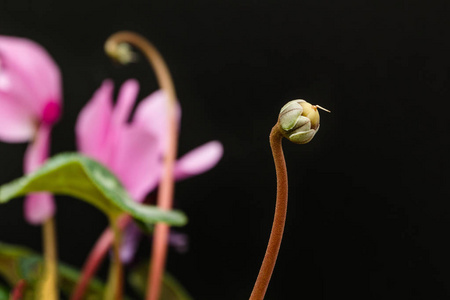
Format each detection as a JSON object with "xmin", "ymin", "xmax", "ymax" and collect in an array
[
  {"xmin": 105, "ymin": 31, "xmax": 179, "ymax": 300},
  {"xmin": 249, "ymin": 124, "xmax": 288, "ymax": 300}
]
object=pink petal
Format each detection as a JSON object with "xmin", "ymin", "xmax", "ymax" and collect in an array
[
  {"xmin": 24, "ymin": 193, "xmax": 55, "ymax": 225},
  {"xmin": 0, "ymin": 93, "xmax": 35, "ymax": 142},
  {"xmin": 24, "ymin": 125, "xmax": 50, "ymax": 173},
  {"xmin": 112, "ymin": 79, "xmax": 139, "ymax": 125},
  {"xmin": 111, "ymin": 124, "xmax": 161, "ymax": 202},
  {"xmin": 0, "ymin": 36, "xmax": 62, "ymax": 117},
  {"xmin": 133, "ymin": 90, "xmax": 181, "ymax": 154},
  {"xmin": 23, "ymin": 125, "xmax": 55, "ymax": 224},
  {"xmin": 76, "ymin": 80, "xmax": 114, "ymax": 163},
  {"xmin": 174, "ymin": 141, "xmax": 223, "ymax": 180}
]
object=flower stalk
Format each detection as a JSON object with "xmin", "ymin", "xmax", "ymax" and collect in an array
[
  {"xmin": 250, "ymin": 100, "xmax": 328, "ymax": 299},
  {"xmin": 70, "ymin": 228, "xmax": 113, "ymax": 300},
  {"xmin": 104, "ymin": 217, "xmax": 125, "ymax": 300},
  {"xmin": 10, "ymin": 279, "xmax": 26, "ymax": 300},
  {"xmin": 249, "ymin": 125, "xmax": 287, "ymax": 300},
  {"xmin": 105, "ymin": 31, "xmax": 179, "ymax": 300},
  {"xmin": 70, "ymin": 216, "xmax": 130, "ymax": 300},
  {"xmin": 38, "ymin": 217, "xmax": 58, "ymax": 300},
  {"xmin": 73, "ymin": 31, "xmax": 222, "ymax": 300}
]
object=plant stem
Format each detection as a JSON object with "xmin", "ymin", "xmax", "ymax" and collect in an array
[
  {"xmin": 104, "ymin": 217, "xmax": 124, "ymax": 300},
  {"xmin": 71, "ymin": 217, "xmax": 130, "ymax": 300},
  {"xmin": 105, "ymin": 31, "xmax": 178, "ymax": 300},
  {"xmin": 249, "ymin": 124, "xmax": 288, "ymax": 300},
  {"xmin": 10, "ymin": 279, "xmax": 26, "ymax": 300},
  {"xmin": 70, "ymin": 228, "xmax": 112, "ymax": 300},
  {"xmin": 38, "ymin": 217, "xmax": 58, "ymax": 300}
]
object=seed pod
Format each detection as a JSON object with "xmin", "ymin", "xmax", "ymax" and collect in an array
[
  {"xmin": 105, "ymin": 42, "xmax": 136, "ymax": 65},
  {"xmin": 278, "ymin": 99, "xmax": 326, "ymax": 144}
]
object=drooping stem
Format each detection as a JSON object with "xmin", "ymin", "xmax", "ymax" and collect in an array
[
  {"xmin": 249, "ymin": 124, "xmax": 288, "ymax": 300},
  {"xmin": 104, "ymin": 217, "xmax": 124, "ymax": 300},
  {"xmin": 105, "ymin": 31, "xmax": 178, "ymax": 300},
  {"xmin": 38, "ymin": 218, "xmax": 58, "ymax": 300},
  {"xmin": 71, "ymin": 216, "xmax": 130, "ymax": 300}
]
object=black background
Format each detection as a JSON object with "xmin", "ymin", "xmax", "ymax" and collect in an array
[{"xmin": 1, "ymin": 1, "xmax": 450, "ymax": 299}]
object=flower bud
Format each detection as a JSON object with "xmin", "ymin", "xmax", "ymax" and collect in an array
[{"xmin": 278, "ymin": 99, "xmax": 323, "ymax": 144}]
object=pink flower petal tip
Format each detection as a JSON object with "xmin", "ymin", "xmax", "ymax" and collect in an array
[
  {"xmin": 175, "ymin": 141, "xmax": 224, "ymax": 180},
  {"xmin": 24, "ymin": 193, "xmax": 56, "ymax": 225}
]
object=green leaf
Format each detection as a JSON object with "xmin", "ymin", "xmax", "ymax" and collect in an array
[
  {"xmin": 129, "ymin": 261, "xmax": 193, "ymax": 300},
  {"xmin": 0, "ymin": 153, "xmax": 187, "ymax": 226},
  {"xmin": 0, "ymin": 242, "xmax": 103, "ymax": 299},
  {"xmin": 0, "ymin": 243, "xmax": 192, "ymax": 300}
]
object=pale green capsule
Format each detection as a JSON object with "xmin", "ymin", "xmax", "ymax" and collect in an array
[
  {"xmin": 278, "ymin": 99, "xmax": 329, "ymax": 144},
  {"xmin": 105, "ymin": 42, "xmax": 136, "ymax": 65}
]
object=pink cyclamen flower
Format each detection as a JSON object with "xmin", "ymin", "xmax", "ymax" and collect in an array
[
  {"xmin": 76, "ymin": 79, "xmax": 223, "ymax": 203},
  {"xmin": 76, "ymin": 79, "xmax": 223, "ymax": 262},
  {"xmin": 0, "ymin": 36, "xmax": 62, "ymax": 224}
]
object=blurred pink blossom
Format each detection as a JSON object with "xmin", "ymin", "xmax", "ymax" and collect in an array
[
  {"xmin": 76, "ymin": 79, "xmax": 223, "ymax": 202},
  {"xmin": 76, "ymin": 79, "xmax": 223, "ymax": 262},
  {"xmin": 0, "ymin": 36, "xmax": 62, "ymax": 224}
]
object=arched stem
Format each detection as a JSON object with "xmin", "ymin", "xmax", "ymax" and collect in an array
[
  {"xmin": 249, "ymin": 124, "xmax": 288, "ymax": 300},
  {"xmin": 105, "ymin": 31, "xmax": 179, "ymax": 300},
  {"xmin": 104, "ymin": 31, "xmax": 177, "ymax": 103}
]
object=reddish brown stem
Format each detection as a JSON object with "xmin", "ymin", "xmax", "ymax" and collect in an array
[
  {"xmin": 10, "ymin": 279, "xmax": 26, "ymax": 300},
  {"xmin": 249, "ymin": 125, "xmax": 288, "ymax": 300},
  {"xmin": 70, "ymin": 229, "xmax": 112, "ymax": 300},
  {"xmin": 70, "ymin": 216, "xmax": 130, "ymax": 300},
  {"xmin": 105, "ymin": 31, "xmax": 178, "ymax": 300},
  {"xmin": 74, "ymin": 31, "xmax": 178, "ymax": 300}
]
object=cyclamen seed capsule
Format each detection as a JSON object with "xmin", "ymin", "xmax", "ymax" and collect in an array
[{"xmin": 278, "ymin": 99, "xmax": 328, "ymax": 144}]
